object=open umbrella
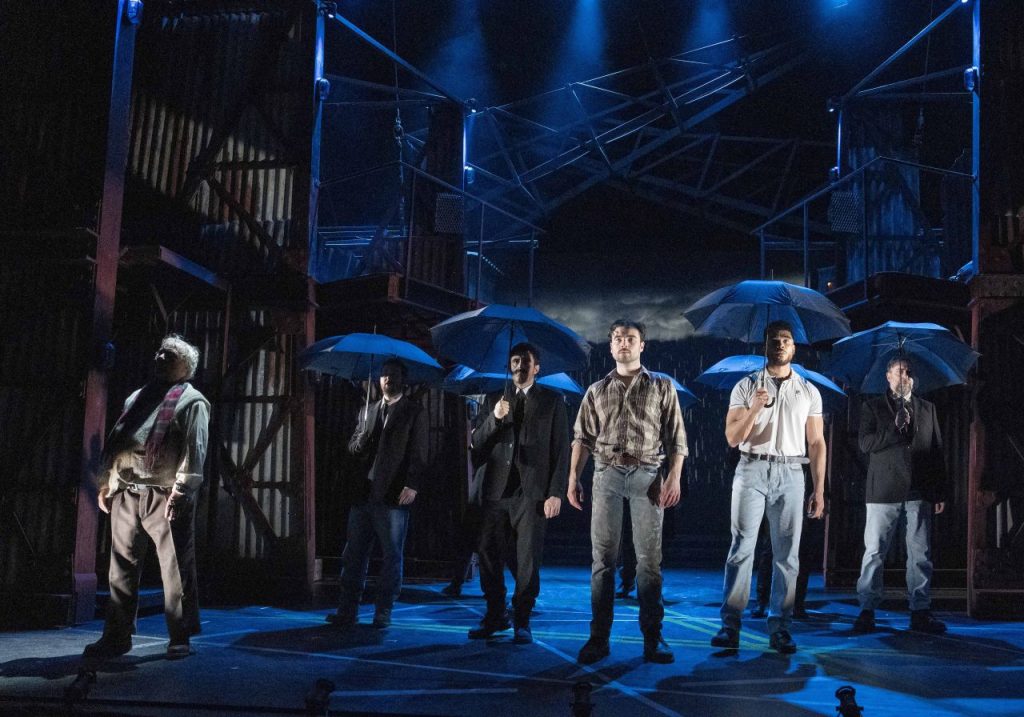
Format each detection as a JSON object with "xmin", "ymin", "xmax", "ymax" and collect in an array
[
  {"xmin": 442, "ymin": 365, "xmax": 584, "ymax": 398},
  {"xmin": 299, "ymin": 334, "xmax": 444, "ymax": 384},
  {"xmin": 684, "ymin": 279, "xmax": 851, "ymax": 408},
  {"xmin": 696, "ymin": 355, "xmax": 846, "ymax": 411},
  {"xmin": 683, "ymin": 280, "xmax": 851, "ymax": 345},
  {"xmin": 430, "ymin": 304, "xmax": 590, "ymax": 377},
  {"xmin": 649, "ymin": 371, "xmax": 699, "ymax": 409},
  {"xmin": 826, "ymin": 321, "xmax": 978, "ymax": 394}
]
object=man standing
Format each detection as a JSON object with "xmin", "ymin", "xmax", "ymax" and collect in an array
[
  {"xmin": 84, "ymin": 334, "xmax": 210, "ymax": 661},
  {"xmin": 468, "ymin": 342, "xmax": 569, "ymax": 643},
  {"xmin": 711, "ymin": 320, "xmax": 826, "ymax": 654},
  {"xmin": 569, "ymin": 319, "xmax": 686, "ymax": 665},
  {"xmin": 328, "ymin": 358, "xmax": 428, "ymax": 629},
  {"xmin": 852, "ymin": 357, "xmax": 947, "ymax": 634}
]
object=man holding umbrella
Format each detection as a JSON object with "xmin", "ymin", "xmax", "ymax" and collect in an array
[
  {"xmin": 468, "ymin": 342, "xmax": 569, "ymax": 644},
  {"xmin": 569, "ymin": 319, "xmax": 687, "ymax": 665},
  {"xmin": 852, "ymin": 356, "xmax": 948, "ymax": 635},
  {"xmin": 328, "ymin": 358, "xmax": 428, "ymax": 630},
  {"xmin": 711, "ymin": 320, "xmax": 826, "ymax": 654}
]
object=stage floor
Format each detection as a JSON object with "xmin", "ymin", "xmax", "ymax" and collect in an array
[{"xmin": 3, "ymin": 567, "xmax": 1023, "ymax": 716}]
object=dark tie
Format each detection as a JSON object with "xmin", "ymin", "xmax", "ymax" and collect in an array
[
  {"xmin": 501, "ymin": 390, "xmax": 525, "ymax": 499},
  {"xmin": 894, "ymin": 397, "xmax": 911, "ymax": 433}
]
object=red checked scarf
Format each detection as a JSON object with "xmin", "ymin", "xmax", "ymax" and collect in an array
[{"xmin": 137, "ymin": 383, "xmax": 187, "ymax": 471}]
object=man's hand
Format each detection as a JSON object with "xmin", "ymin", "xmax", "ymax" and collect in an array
[
  {"xmin": 164, "ymin": 488, "xmax": 190, "ymax": 521},
  {"xmin": 544, "ymin": 496, "xmax": 562, "ymax": 519},
  {"xmin": 398, "ymin": 487, "xmax": 418, "ymax": 506},
  {"xmin": 659, "ymin": 475, "xmax": 682, "ymax": 508},
  {"xmin": 493, "ymin": 398, "xmax": 510, "ymax": 420},
  {"xmin": 567, "ymin": 478, "xmax": 585, "ymax": 510},
  {"xmin": 97, "ymin": 487, "xmax": 112, "ymax": 514},
  {"xmin": 751, "ymin": 387, "xmax": 771, "ymax": 411},
  {"xmin": 934, "ymin": 501, "xmax": 945, "ymax": 515},
  {"xmin": 806, "ymin": 492, "xmax": 826, "ymax": 519}
]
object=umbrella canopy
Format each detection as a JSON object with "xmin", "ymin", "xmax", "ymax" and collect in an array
[
  {"xmin": 696, "ymin": 355, "xmax": 846, "ymax": 410},
  {"xmin": 826, "ymin": 321, "xmax": 979, "ymax": 394},
  {"xmin": 683, "ymin": 280, "xmax": 851, "ymax": 345},
  {"xmin": 442, "ymin": 365, "xmax": 584, "ymax": 398},
  {"xmin": 430, "ymin": 304, "xmax": 590, "ymax": 376},
  {"xmin": 649, "ymin": 371, "xmax": 699, "ymax": 409},
  {"xmin": 299, "ymin": 333, "xmax": 444, "ymax": 384}
]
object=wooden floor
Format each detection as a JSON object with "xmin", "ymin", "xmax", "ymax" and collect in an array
[{"xmin": 3, "ymin": 567, "xmax": 1023, "ymax": 716}]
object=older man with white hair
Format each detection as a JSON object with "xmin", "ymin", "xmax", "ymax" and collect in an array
[{"xmin": 84, "ymin": 334, "xmax": 210, "ymax": 662}]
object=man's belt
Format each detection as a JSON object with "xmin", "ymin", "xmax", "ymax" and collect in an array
[
  {"xmin": 609, "ymin": 454, "xmax": 644, "ymax": 467},
  {"xmin": 740, "ymin": 451, "xmax": 809, "ymax": 465}
]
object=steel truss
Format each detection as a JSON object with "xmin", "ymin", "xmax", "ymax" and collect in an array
[{"xmin": 317, "ymin": 11, "xmax": 833, "ymax": 288}]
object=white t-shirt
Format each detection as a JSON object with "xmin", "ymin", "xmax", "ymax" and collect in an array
[{"xmin": 729, "ymin": 371, "xmax": 822, "ymax": 457}]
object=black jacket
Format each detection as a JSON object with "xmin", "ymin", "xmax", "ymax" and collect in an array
[
  {"xmin": 472, "ymin": 385, "xmax": 570, "ymax": 502},
  {"xmin": 858, "ymin": 393, "xmax": 947, "ymax": 504},
  {"xmin": 348, "ymin": 396, "xmax": 428, "ymax": 506}
]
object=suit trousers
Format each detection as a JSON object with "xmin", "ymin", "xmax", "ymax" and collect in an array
[
  {"xmin": 105, "ymin": 488, "xmax": 200, "ymax": 643},
  {"xmin": 477, "ymin": 493, "xmax": 546, "ymax": 625}
]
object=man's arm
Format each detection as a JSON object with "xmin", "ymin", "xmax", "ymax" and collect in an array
[
  {"xmin": 544, "ymin": 396, "xmax": 570, "ymax": 518},
  {"xmin": 399, "ymin": 403, "xmax": 430, "ymax": 505},
  {"xmin": 470, "ymin": 393, "xmax": 505, "ymax": 458},
  {"xmin": 348, "ymin": 403, "xmax": 373, "ymax": 456},
  {"xmin": 659, "ymin": 385, "xmax": 688, "ymax": 508},
  {"xmin": 857, "ymin": 399, "xmax": 902, "ymax": 454},
  {"xmin": 724, "ymin": 382, "xmax": 769, "ymax": 447},
  {"xmin": 567, "ymin": 442, "xmax": 591, "ymax": 510},
  {"xmin": 166, "ymin": 398, "xmax": 210, "ymax": 520},
  {"xmin": 805, "ymin": 415, "xmax": 827, "ymax": 519}
]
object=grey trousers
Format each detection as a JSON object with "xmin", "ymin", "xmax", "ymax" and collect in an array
[
  {"xmin": 856, "ymin": 500, "xmax": 934, "ymax": 611},
  {"xmin": 104, "ymin": 488, "xmax": 200, "ymax": 643}
]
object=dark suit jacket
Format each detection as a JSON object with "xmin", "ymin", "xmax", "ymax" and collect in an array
[
  {"xmin": 858, "ymin": 393, "xmax": 947, "ymax": 504},
  {"xmin": 472, "ymin": 385, "xmax": 570, "ymax": 503},
  {"xmin": 349, "ymin": 395, "xmax": 428, "ymax": 506}
]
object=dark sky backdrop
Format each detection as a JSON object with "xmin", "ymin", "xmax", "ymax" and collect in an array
[{"xmin": 324, "ymin": 0, "xmax": 971, "ymax": 340}]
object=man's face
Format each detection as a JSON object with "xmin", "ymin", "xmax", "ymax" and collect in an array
[
  {"xmin": 379, "ymin": 365, "xmax": 405, "ymax": 396},
  {"xmin": 509, "ymin": 351, "xmax": 540, "ymax": 387},
  {"xmin": 765, "ymin": 329, "xmax": 796, "ymax": 367},
  {"xmin": 886, "ymin": 360, "xmax": 913, "ymax": 395},
  {"xmin": 154, "ymin": 345, "xmax": 189, "ymax": 383},
  {"xmin": 609, "ymin": 327, "xmax": 644, "ymax": 364}
]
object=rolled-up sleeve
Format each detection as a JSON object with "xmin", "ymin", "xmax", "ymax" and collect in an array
[
  {"xmin": 573, "ymin": 387, "xmax": 599, "ymax": 452},
  {"xmin": 660, "ymin": 381, "xmax": 688, "ymax": 458},
  {"xmin": 175, "ymin": 400, "xmax": 210, "ymax": 494}
]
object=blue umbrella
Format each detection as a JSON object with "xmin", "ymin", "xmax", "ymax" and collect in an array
[
  {"xmin": 430, "ymin": 304, "xmax": 590, "ymax": 376},
  {"xmin": 683, "ymin": 280, "xmax": 851, "ymax": 345},
  {"xmin": 696, "ymin": 355, "xmax": 846, "ymax": 411},
  {"xmin": 649, "ymin": 371, "xmax": 699, "ymax": 409},
  {"xmin": 442, "ymin": 365, "xmax": 584, "ymax": 398},
  {"xmin": 299, "ymin": 333, "xmax": 444, "ymax": 384},
  {"xmin": 826, "ymin": 321, "xmax": 979, "ymax": 394}
]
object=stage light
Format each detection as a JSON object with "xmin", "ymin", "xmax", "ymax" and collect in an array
[{"xmin": 464, "ymin": 165, "xmax": 475, "ymax": 184}]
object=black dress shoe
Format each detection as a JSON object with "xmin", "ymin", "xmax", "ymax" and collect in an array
[
  {"xmin": 372, "ymin": 608, "xmax": 392, "ymax": 628},
  {"xmin": 750, "ymin": 603, "xmax": 768, "ymax": 619},
  {"xmin": 513, "ymin": 625, "xmax": 533, "ymax": 644},
  {"xmin": 166, "ymin": 639, "xmax": 193, "ymax": 660},
  {"xmin": 769, "ymin": 629, "xmax": 797, "ymax": 654},
  {"xmin": 577, "ymin": 636, "xmax": 610, "ymax": 664},
  {"xmin": 710, "ymin": 627, "xmax": 739, "ymax": 649},
  {"xmin": 615, "ymin": 588, "xmax": 633, "ymax": 599},
  {"xmin": 909, "ymin": 609, "xmax": 947, "ymax": 634},
  {"xmin": 851, "ymin": 609, "xmax": 875, "ymax": 634},
  {"xmin": 441, "ymin": 583, "xmax": 462, "ymax": 598},
  {"xmin": 326, "ymin": 608, "xmax": 357, "ymax": 627},
  {"xmin": 468, "ymin": 616, "xmax": 511, "ymax": 639},
  {"xmin": 643, "ymin": 634, "xmax": 674, "ymax": 664},
  {"xmin": 83, "ymin": 636, "xmax": 132, "ymax": 660}
]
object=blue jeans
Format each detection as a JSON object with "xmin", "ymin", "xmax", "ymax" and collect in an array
[
  {"xmin": 338, "ymin": 502, "xmax": 410, "ymax": 612},
  {"xmin": 720, "ymin": 458, "xmax": 805, "ymax": 634},
  {"xmin": 856, "ymin": 500, "xmax": 934, "ymax": 611},
  {"xmin": 590, "ymin": 464, "xmax": 664, "ymax": 637}
]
